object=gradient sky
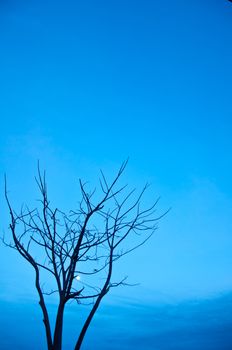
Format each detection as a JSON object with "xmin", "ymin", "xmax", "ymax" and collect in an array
[{"xmin": 0, "ymin": 0, "xmax": 232, "ymax": 322}]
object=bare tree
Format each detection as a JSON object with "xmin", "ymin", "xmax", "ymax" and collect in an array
[{"xmin": 4, "ymin": 161, "xmax": 165, "ymax": 350}]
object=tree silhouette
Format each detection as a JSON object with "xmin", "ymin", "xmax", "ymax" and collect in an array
[{"xmin": 4, "ymin": 162, "xmax": 165, "ymax": 350}]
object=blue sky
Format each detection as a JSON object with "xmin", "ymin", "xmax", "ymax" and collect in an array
[{"xmin": 0, "ymin": 0, "xmax": 232, "ymax": 348}]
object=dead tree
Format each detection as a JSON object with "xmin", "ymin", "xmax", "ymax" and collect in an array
[{"xmin": 4, "ymin": 161, "xmax": 165, "ymax": 350}]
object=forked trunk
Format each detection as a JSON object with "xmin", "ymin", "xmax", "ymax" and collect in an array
[{"xmin": 53, "ymin": 302, "xmax": 65, "ymax": 350}]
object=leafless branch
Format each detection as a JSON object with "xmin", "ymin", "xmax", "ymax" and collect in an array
[{"xmin": 4, "ymin": 161, "xmax": 166, "ymax": 350}]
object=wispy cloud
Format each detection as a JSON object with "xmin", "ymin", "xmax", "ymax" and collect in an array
[
  {"xmin": 1, "ymin": 292, "xmax": 231, "ymax": 349},
  {"xmin": 65, "ymin": 292, "xmax": 232, "ymax": 349}
]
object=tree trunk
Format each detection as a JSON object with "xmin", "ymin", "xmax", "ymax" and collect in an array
[
  {"xmin": 53, "ymin": 302, "xmax": 65, "ymax": 350},
  {"xmin": 74, "ymin": 293, "xmax": 104, "ymax": 350}
]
